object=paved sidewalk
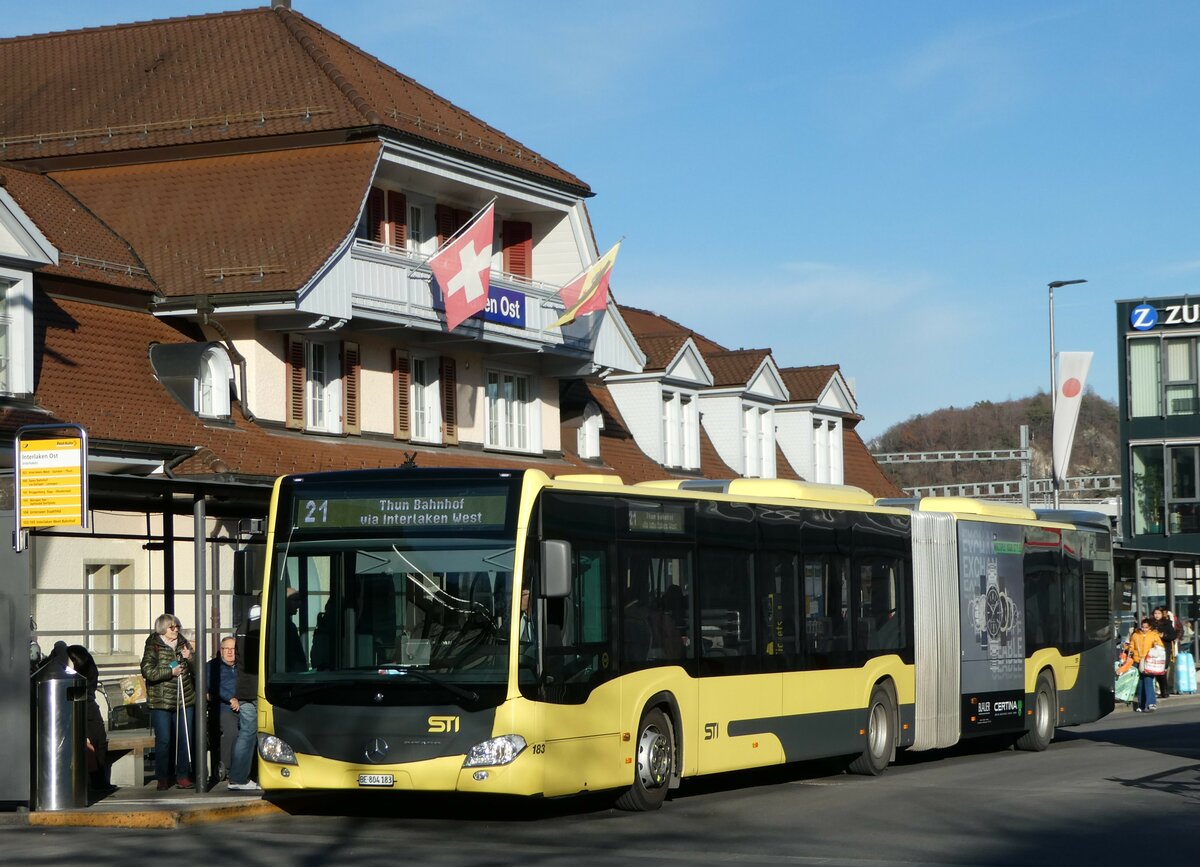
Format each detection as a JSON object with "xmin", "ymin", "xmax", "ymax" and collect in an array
[{"xmin": 1, "ymin": 780, "xmax": 283, "ymax": 829}]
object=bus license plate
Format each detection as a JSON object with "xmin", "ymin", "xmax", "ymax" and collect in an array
[{"xmin": 357, "ymin": 774, "xmax": 394, "ymax": 787}]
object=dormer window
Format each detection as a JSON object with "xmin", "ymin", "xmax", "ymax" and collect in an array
[
  {"xmin": 661, "ymin": 389, "xmax": 699, "ymax": 470},
  {"xmin": 0, "ymin": 271, "xmax": 34, "ymax": 397},
  {"xmin": 577, "ymin": 401, "xmax": 604, "ymax": 460},
  {"xmin": 196, "ymin": 346, "xmax": 234, "ymax": 419},
  {"xmin": 149, "ymin": 341, "xmax": 235, "ymax": 421}
]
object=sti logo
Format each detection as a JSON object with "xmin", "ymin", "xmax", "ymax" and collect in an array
[
  {"xmin": 1130, "ymin": 304, "xmax": 1158, "ymax": 331},
  {"xmin": 428, "ymin": 715, "xmax": 460, "ymax": 733}
]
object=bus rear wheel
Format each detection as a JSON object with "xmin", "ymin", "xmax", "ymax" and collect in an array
[
  {"xmin": 1017, "ymin": 672, "xmax": 1056, "ymax": 752},
  {"xmin": 615, "ymin": 708, "xmax": 673, "ymax": 811},
  {"xmin": 849, "ymin": 684, "xmax": 895, "ymax": 776}
]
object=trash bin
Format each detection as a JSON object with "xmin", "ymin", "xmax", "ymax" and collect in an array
[{"xmin": 30, "ymin": 641, "xmax": 87, "ymax": 811}]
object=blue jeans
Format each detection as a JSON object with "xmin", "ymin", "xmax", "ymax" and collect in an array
[
  {"xmin": 229, "ymin": 700, "xmax": 257, "ymax": 785},
  {"xmin": 1137, "ymin": 671, "xmax": 1158, "ymax": 709},
  {"xmin": 150, "ymin": 704, "xmax": 195, "ymax": 781}
]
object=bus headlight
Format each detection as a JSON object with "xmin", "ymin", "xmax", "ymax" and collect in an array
[
  {"xmin": 258, "ymin": 734, "xmax": 298, "ymax": 765},
  {"xmin": 463, "ymin": 734, "xmax": 527, "ymax": 767}
]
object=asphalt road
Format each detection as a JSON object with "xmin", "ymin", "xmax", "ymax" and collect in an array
[{"xmin": 5, "ymin": 699, "xmax": 1199, "ymax": 866}]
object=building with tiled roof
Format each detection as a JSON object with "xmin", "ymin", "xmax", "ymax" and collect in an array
[
  {"xmin": 0, "ymin": 6, "xmax": 906, "ymax": 795},
  {"xmin": 611, "ymin": 304, "xmax": 902, "ymax": 496},
  {"xmin": 0, "ymin": 2, "xmax": 657, "ymax": 692}
]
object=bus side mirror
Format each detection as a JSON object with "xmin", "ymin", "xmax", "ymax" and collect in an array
[{"xmin": 540, "ymin": 540, "xmax": 571, "ymax": 598}]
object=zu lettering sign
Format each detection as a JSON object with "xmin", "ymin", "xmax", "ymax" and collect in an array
[{"xmin": 1130, "ymin": 301, "xmax": 1200, "ymax": 331}]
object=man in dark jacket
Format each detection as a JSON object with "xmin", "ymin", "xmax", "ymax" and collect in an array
[
  {"xmin": 227, "ymin": 600, "xmax": 261, "ymax": 792},
  {"xmin": 207, "ymin": 637, "xmax": 238, "ymax": 782}
]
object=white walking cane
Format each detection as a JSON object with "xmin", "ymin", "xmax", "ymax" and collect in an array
[{"xmin": 176, "ymin": 660, "xmax": 191, "ymax": 772}]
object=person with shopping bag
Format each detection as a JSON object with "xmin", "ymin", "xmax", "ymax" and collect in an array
[
  {"xmin": 141, "ymin": 614, "xmax": 197, "ymax": 789},
  {"xmin": 1129, "ymin": 617, "xmax": 1166, "ymax": 713}
]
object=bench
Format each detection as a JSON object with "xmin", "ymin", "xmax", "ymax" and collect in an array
[{"xmin": 107, "ymin": 730, "xmax": 155, "ymax": 787}]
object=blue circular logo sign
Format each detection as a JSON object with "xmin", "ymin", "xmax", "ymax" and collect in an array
[{"xmin": 1130, "ymin": 304, "xmax": 1158, "ymax": 331}]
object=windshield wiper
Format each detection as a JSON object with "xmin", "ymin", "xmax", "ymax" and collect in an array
[{"xmin": 376, "ymin": 664, "xmax": 479, "ymax": 703}]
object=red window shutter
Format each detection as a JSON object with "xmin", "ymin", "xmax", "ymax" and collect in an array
[
  {"xmin": 285, "ymin": 335, "xmax": 305, "ymax": 430},
  {"xmin": 502, "ymin": 220, "xmax": 533, "ymax": 279},
  {"xmin": 440, "ymin": 356, "xmax": 458, "ymax": 445},
  {"xmin": 342, "ymin": 341, "xmax": 361, "ymax": 436},
  {"xmin": 387, "ymin": 190, "xmax": 407, "ymax": 249},
  {"xmin": 393, "ymin": 349, "xmax": 411, "ymax": 441},
  {"xmin": 367, "ymin": 187, "xmax": 386, "ymax": 244},
  {"xmin": 435, "ymin": 204, "xmax": 456, "ymax": 247}
]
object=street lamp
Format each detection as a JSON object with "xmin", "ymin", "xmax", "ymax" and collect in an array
[{"xmin": 1048, "ymin": 278, "xmax": 1087, "ymax": 508}]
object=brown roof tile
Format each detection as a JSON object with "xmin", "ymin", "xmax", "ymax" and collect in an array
[
  {"xmin": 0, "ymin": 163, "xmax": 155, "ymax": 292},
  {"xmin": 775, "ymin": 444, "xmax": 804, "ymax": 480},
  {"xmin": 698, "ymin": 427, "xmax": 736, "ymax": 479},
  {"xmin": 0, "ymin": 7, "xmax": 585, "ymax": 190},
  {"xmin": 618, "ymin": 305, "xmax": 726, "ymax": 355},
  {"xmin": 843, "ymin": 421, "xmax": 904, "ymax": 498},
  {"xmin": 780, "ymin": 365, "xmax": 840, "ymax": 403},
  {"xmin": 636, "ymin": 334, "xmax": 689, "ymax": 372},
  {"xmin": 704, "ymin": 349, "xmax": 772, "ymax": 388},
  {"xmin": 52, "ymin": 142, "xmax": 380, "ymax": 296}
]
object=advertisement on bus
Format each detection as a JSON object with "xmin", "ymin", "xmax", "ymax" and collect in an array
[{"xmin": 959, "ymin": 521, "xmax": 1026, "ymax": 732}]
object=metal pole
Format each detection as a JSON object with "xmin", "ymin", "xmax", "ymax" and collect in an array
[
  {"xmin": 193, "ymin": 495, "xmax": 208, "ymax": 793},
  {"xmin": 1049, "ymin": 283, "xmax": 1058, "ymax": 509},
  {"xmin": 1020, "ymin": 425, "xmax": 1031, "ymax": 508},
  {"xmin": 1047, "ymin": 279, "xmax": 1087, "ymax": 510}
]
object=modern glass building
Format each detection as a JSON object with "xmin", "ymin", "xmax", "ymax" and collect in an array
[{"xmin": 1116, "ymin": 296, "xmax": 1200, "ymax": 644}]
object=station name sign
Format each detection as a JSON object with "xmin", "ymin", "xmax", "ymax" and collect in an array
[{"xmin": 294, "ymin": 492, "xmax": 509, "ymax": 531}]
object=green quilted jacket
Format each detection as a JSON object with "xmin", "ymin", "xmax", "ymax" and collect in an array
[{"xmin": 140, "ymin": 632, "xmax": 197, "ymax": 710}]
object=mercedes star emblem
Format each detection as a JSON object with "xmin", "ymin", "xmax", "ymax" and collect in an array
[{"xmin": 365, "ymin": 737, "xmax": 389, "ymax": 764}]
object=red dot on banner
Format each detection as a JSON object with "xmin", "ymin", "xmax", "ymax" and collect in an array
[{"xmin": 1062, "ymin": 378, "xmax": 1082, "ymax": 398}]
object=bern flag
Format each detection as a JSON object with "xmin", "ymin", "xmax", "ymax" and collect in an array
[
  {"xmin": 553, "ymin": 242, "xmax": 621, "ymax": 329},
  {"xmin": 1052, "ymin": 351, "xmax": 1092, "ymax": 486},
  {"xmin": 429, "ymin": 203, "xmax": 495, "ymax": 333}
]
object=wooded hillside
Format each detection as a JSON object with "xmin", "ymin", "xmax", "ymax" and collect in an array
[{"xmin": 868, "ymin": 391, "xmax": 1119, "ymax": 492}]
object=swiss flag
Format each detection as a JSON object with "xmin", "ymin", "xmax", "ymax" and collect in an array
[{"xmin": 429, "ymin": 203, "xmax": 495, "ymax": 332}]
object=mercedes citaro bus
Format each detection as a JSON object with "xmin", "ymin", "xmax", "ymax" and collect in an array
[{"xmin": 250, "ymin": 468, "xmax": 1114, "ymax": 810}]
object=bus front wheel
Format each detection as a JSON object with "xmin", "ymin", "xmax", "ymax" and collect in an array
[
  {"xmin": 1016, "ymin": 672, "xmax": 1056, "ymax": 752},
  {"xmin": 849, "ymin": 684, "xmax": 895, "ymax": 776},
  {"xmin": 615, "ymin": 708, "xmax": 673, "ymax": 811}
]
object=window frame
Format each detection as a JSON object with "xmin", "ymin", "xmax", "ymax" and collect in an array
[
  {"xmin": 304, "ymin": 340, "xmax": 342, "ymax": 434},
  {"xmin": 485, "ymin": 368, "xmax": 535, "ymax": 453},
  {"xmin": 0, "ymin": 268, "xmax": 34, "ymax": 397}
]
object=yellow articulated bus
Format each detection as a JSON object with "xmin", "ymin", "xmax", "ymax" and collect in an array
[{"xmin": 251, "ymin": 468, "xmax": 1115, "ymax": 810}]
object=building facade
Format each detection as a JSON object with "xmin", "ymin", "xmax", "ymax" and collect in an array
[{"xmin": 1116, "ymin": 296, "xmax": 1200, "ymax": 633}]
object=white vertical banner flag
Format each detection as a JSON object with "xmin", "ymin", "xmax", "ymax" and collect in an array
[{"xmin": 1053, "ymin": 351, "xmax": 1093, "ymax": 486}]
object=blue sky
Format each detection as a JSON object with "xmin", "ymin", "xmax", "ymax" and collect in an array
[{"xmin": 7, "ymin": 1, "xmax": 1199, "ymax": 441}]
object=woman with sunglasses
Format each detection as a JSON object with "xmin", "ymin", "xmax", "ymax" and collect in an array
[
  {"xmin": 140, "ymin": 614, "xmax": 196, "ymax": 789},
  {"xmin": 1128, "ymin": 617, "xmax": 1165, "ymax": 713}
]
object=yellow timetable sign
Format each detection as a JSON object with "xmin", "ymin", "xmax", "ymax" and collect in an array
[{"xmin": 18, "ymin": 437, "xmax": 84, "ymax": 527}]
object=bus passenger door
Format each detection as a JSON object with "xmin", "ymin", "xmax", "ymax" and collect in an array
[{"xmin": 695, "ymin": 546, "xmax": 783, "ymax": 773}]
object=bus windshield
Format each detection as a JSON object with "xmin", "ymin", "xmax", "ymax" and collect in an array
[{"xmin": 266, "ymin": 537, "xmax": 517, "ymax": 695}]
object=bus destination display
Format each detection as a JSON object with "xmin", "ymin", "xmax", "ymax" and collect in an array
[{"xmin": 294, "ymin": 492, "xmax": 508, "ymax": 530}]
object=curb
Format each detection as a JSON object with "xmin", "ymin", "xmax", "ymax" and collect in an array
[{"xmin": 26, "ymin": 798, "xmax": 283, "ymax": 829}]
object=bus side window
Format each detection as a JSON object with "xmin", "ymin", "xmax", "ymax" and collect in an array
[
  {"xmin": 856, "ymin": 556, "xmax": 903, "ymax": 652},
  {"xmin": 805, "ymin": 553, "xmax": 850, "ymax": 666}
]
